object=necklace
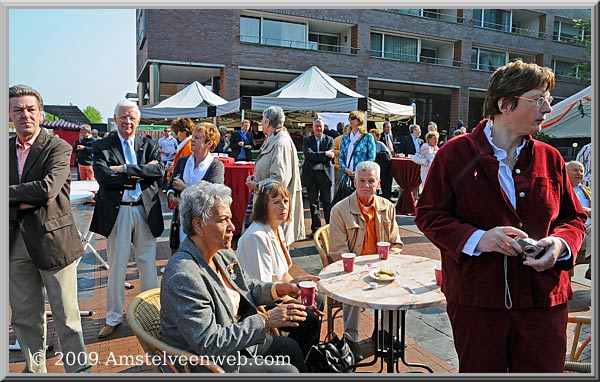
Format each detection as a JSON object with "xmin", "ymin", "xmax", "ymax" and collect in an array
[{"xmin": 503, "ymin": 150, "xmax": 518, "ymax": 166}]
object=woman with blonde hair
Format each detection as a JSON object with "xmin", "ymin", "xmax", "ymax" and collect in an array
[
  {"xmin": 418, "ymin": 130, "xmax": 439, "ymax": 187},
  {"xmin": 335, "ymin": 111, "xmax": 376, "ymax": 203},
  {"xmin": 167, "ymin": 122, "xmax": 225, "ymax": 245}
]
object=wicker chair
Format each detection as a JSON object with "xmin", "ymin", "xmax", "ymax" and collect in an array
[
  {"xmin": 313, "ymin": 224, "xmax": 344, "ymax": 340},
  {"xmin": 126, "ymin": 288, "xmax": 225, "ymax": 373},
  {"xmin": 564, "ymin": 315, "xmax": 591, "ymax": 373}
]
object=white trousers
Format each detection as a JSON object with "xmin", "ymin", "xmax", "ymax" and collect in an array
[{"xmin": 105, "ymin": 205, "xmax": 158, "ymax": 326}]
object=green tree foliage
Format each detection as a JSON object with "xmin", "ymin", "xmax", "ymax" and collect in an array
[
  {"xmin": 83, "ymin": 106, "xmax": 103, "ymax": 123},
  {"xmin": 573, "ymin": 18, "xmax": 591, "ymax": 85}
]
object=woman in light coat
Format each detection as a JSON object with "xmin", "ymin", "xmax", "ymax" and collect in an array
[
  {"xmin": 419, "ymin": 130, "xmax": 439, "ymax": 188},
  {"xmin": 245, "ymin": 106, "xmax": 305, "ymax": 245}
]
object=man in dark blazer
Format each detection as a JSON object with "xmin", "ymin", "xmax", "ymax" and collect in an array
[
  {"xmin": 301, "ymin": 118, "xmax": 334, "ymax": 236},
  {"xmin": 9, "ymin": 84, "xmax": 90, "ymax": 373},
  {"xmin": 91, "ymin": 99, "xmax": 165, "ymax": 338},
  {"xmin": 397, "ymin": 124, "xmax": 423, "ymax": 155},
  {"xmin": 230, "ymin": 119, "xmax": 254, "ymax": 161}
]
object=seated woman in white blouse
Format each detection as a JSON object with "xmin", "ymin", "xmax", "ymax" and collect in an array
[
  {"xmin": 237, "ymin": 181, "xmax": 324, "ymax": 357},
  {"xmin": 167, "ymin": 122, "xmax": 225, "ymax": 244}
]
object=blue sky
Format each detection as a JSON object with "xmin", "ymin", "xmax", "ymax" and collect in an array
[{"xmin": 9, "ymin": 9, "xmax": 137, "ymax": 123}]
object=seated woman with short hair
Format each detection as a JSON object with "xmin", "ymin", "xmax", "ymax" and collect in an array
[
  {"xmin": 237, "ymin": 181, "xmax": 324, "ymax": 357},
  {"xmin": 160, "ymin": 181, "xmax": 310, "ymax": 373}
]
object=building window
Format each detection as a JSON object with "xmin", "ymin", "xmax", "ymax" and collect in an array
[
  {"xmin": 370, "ymin": 32, "xmax": 418, "ymax": 61},
  {"xmin": 240, "ymin": 16, "xmax": 260, "ymax": 44},
  {"xmin": 553, "ymin": 20, "xmax": 584, "ymax": 44},
  {"xmin": 552, "ymin": 60, "xmax": 579, "ymax": 79},
  {"xmin": 471, "ymin": 47, "xmax": 506, "ymax": 71},
  {"xmin": 240, "ymin": 16, "xmax": 308, "ymax": 49},
  {"xmin": 473, "ymin": 9, "xmax": 512, "ymax": 32},
  {"xmin": 308, "ymin": 33, "xmax": 340, "ymax": 52},
  {"xmin": 136, "ymin": 10, "xmax": 147, "ymax": 50}
]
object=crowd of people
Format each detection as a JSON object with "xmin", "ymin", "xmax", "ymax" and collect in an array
[{"xmin": 8, "ymin": 58, "xmax": 591, "ymax": 374}]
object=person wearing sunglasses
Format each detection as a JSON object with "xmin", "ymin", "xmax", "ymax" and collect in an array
[
  {"xmin": 415, "ymin": 59, "xmax": 587, "ymax": 373},
  {"xmin": 237, "ymin": 181, "xmax": 324, "ymax": 357}
]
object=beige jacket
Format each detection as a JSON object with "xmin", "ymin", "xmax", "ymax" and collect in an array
[
  {"xmin": 329, "ymin": 192, "xmax": 403, "ymax": 262},
  {"xmin": 253, "ymin": 129, "xmax": 305, "ymax": 245}
]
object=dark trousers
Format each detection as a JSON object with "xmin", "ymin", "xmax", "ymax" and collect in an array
[
  {"xmin": 280, "ymin": 292, "xmax": 325, "ymax": 358},
  {"xmin": 307, "ymin": 170, "xmax": 332, "ymax": 232},
  {"xmin": 379, "ymin": 160, "xmax": 392, "ymax": 200},
  {"xmin": 446, "ymin": 302, "xmax": 568, "ymax": 372},
  {"xmin": 238, "ymin": 334, "xmax": 305, "ymax": 373}
]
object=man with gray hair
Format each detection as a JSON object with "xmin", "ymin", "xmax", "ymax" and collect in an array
[
  {"xmin": 9, "ymin": 84, "xmax": 90, "ymax": 373},
  {"xmin": 566, "ymin": 160, "xmax": 592, "ymax": 279},
  {"xmin": 397, "ymin": 124, "xmax": 423, "ymax": 156},
  {"xmin": 302, "ymin": 117, "xmax": 334, "ymax": 237},
  {"xmin": 91, "ymin": 99, "xmax": 165, "ymax": 338},
  {"xmin": 329, "ymin": 161, "xmax": 404, "ymax": 360}
]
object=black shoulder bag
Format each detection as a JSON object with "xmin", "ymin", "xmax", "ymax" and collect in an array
[{"xmin": 305, "ymin": 333, "xmax": 355, "ymax": 373}]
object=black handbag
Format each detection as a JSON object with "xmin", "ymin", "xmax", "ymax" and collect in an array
[
  {"xmin": 169, "ymin": 208, "xmax": 180, "ymax": 250},
  {"xmin": 305, "ymin": 333, "xmax": 355, "ymax": 373}
]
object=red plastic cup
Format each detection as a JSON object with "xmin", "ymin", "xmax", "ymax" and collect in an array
[
  {"xmin": 377, "ymin": 241, "xmax": 391, "ymax": 260},
  {"xmin": 341, "ymin": 253, "xmax": 356, "ymax": 273},
  {"xmin": 298, "ymin": 281, "xmax": 317, "ymax": 306},
  {"xmin": 434, "ymin": 265, "xmax": 443, "ymax": 287}
]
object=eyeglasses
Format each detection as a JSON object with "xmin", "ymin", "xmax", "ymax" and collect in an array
[
  {"xmin": 348, "ymin": 116, "xmax": 358, "ymax": 121},
  {"xmin": 514, "ymin": 95, "xmax": 553, "ymax": 108}
]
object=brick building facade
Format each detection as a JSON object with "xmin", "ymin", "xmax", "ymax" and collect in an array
[{"xmin": 136, "ymin": 8, "xmax": 590, "ymax": 133}]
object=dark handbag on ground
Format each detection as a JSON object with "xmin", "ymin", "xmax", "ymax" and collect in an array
[
  {"xmin": 305, "ymin": 333, "xmax": 355, "ymax": 373},
  {"xmin": 169, "ymin": 208, "xmax": 180, "ymax": 250}
]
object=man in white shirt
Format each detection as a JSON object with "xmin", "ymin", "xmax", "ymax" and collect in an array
[
  {"xmin": 575, "ymin": 142, "xmax": 592, "ymax": 188},
  {"xmin": 158, "ymin": 127, "xmax": 178, "ymax": 164},
  {"xmin": 567, "ymin": 160, "xmax": 592, "ymax": 279}
]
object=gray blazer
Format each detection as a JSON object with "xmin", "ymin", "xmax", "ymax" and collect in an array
[{"xmin": 160, "ymin": 238, "xmax": 277, "ymax": 372}]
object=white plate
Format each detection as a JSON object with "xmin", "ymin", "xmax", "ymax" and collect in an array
[{"xmin": 369, "ymin": 269, "xmax": 399, "ymax": 282}]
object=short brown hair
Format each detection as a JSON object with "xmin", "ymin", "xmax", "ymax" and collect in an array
[
  {"xmin": 483, "ymin": 59, "xmax": 555, "ymax": 120},
  {"xmin": 250, "ymin": 181, "xmax": 291, "ymax": 224},
  {"xmin": 193, "ymin": 122, "xmax": 220, "ymax": 152},
  {"xmin": 425, "ymin": 131, "xmax": 439, "ymax": 142},
  {"xmin": 369, "ymin": 128, "xmax": 381, "ymax": 140},
  {"xmin": 170, "ymin": 117, "xmax": 194, "ymax": 136}
]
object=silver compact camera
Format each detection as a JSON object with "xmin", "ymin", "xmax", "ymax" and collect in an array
[{"xmin": 516, "ymin": 238, "xmax": 544, "ymax": 259}]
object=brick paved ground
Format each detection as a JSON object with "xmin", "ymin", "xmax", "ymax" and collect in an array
[{"xmin": 8, "ymin": 189, "xmax": 591, "ymax": 375}]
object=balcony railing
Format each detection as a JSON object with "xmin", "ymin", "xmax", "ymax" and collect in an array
[
  {"xmin": 384, "ymin": 9, "xmax": 465, "ymax": 24},
  {"xmin": 552, "ymin": 32, "xmax": 585, "ymax": 45},
  {"xmin": 239, "ymin": 34, "xmax": 356, "ymax": 54},
  {"xmin": 472, "ymin": 19, "xmax": 545, "ymax": 38},
  {"xmin": 370, "ymin": 50, "xmax": 460, "ymax": 67}
]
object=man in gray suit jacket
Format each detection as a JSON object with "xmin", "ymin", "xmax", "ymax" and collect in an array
[
  {"xmin": 9, "ymin": 84, "xmax": 90, "ymax": 373},
  {"xmin": 91, "ymin": 100, "xmax": 165, "ymax": 338},
  {"xmin": 301, "ymin": 118, "xmax": 334, "ymax": 236}
]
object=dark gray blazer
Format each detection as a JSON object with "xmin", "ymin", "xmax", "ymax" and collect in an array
[
  {"xmin": 301, "ymin": 134, "xmax": 334, "ymax": 186},
  {"xmin": 90, "ymin": 133, "xmax": 165, "ymax": 237},
  {"xmin": 160, "ymin": 239, "xmax": 277, "ymax": 373},
  {"xmin": 9, "ymin": 128, "xmax": 84, "ymax": 270}
]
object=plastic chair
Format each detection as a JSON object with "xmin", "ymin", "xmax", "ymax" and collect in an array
[
  {"xmin": 313, "ymin": 224, "xmax": 344, "ymax": 340},
  {"xmin": 126, "ymin": 288, "xmax": 225, "ymax": 373},
  {"xmin": 564, "ymin": 315, "xmax": 591, "ymax": 373}
]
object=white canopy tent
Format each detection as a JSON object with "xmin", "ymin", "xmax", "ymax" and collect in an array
[
  {"xmin": 140, "ymin": 81, "xmax": 238, "ymax": 119},
  {"xmin": 224, "ymin": 66, "xmax": 414, "ymax": 122},
  {"xmin": 541, "ymin": 86, "xmax": 592, "ymax": 138}
]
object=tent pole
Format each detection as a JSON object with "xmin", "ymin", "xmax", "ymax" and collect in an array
[{"xmin": 241, "ymin": 109, "xmax": 245, "ymax": 122}]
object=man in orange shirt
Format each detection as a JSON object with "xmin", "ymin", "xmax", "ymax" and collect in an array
[{"xmin": 329, "ymin": 161, "xmax": 403, "ymax": 360}]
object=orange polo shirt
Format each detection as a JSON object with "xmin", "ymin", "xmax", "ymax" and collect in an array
[{"xmin": 359, "ymin": 197, "xmax": 378, "ymax": 256}]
